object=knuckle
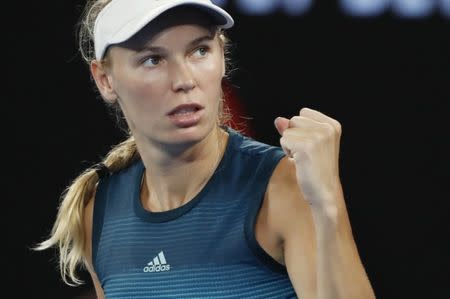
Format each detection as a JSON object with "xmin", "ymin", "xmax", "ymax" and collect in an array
[
  {"xmin": 289, "ymin": 116, "xmax": 302, "ymax": 125},
  {"xmin": 323, "ymin": 121, "xmax": 341, "ymax": 136},
  {"xmin": 322, "ymin": 123, "xmax": 335, "ymax": 135},
  {"xmin": 334, "ymin": 121, "xmax": 342, "ymax": 135}
]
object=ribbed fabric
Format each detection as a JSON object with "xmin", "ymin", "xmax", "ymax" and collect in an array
[{"xmin": 93, "ymin": 127, "xmax": 298, "ymax": 298}]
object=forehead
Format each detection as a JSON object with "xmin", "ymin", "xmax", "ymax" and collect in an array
[{"xmin": 120, "ymin": 6, "xmax": 217, "ymax": 49}]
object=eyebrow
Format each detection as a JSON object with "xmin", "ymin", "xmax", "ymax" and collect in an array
[{"xmin": 142, "ymin": 34, "xmax": 215, "ymax": 53}]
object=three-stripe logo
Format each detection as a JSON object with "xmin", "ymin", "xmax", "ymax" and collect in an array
[{"xmin": 143, "ymin": 251, "xmax": 171, "ymax": 273}]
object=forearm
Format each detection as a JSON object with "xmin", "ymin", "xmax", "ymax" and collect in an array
[{"xmin": 310, "ymin": 188, "xmax": 376, "ymax": 299}]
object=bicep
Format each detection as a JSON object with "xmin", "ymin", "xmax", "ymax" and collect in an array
[
  {"xmin": 283, "ymin": 205, "xmax": 317, "ymax": 299},
  {"xmin": 266, "ymin": 157, "xmax": 318, "ymax": 299},
  {"xmin": 83, "ymin": 189, "xmax": 105, "ymax": 299}
]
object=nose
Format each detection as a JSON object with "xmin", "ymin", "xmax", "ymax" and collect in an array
[{"xmin": 171, "ymin": 60, "xmax": 196, "ymax": 93}]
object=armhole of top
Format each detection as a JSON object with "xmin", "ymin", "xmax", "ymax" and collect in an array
[
  {"xmin": 91, "ymin": 176, "xmax": 109, "ymax": 273},
  {"xmin": 244, "ymin": 148, "xmax": 288, "ymax": 274}
]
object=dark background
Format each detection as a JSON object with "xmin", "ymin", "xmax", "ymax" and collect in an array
[{"xmin": 6, "ymin": 1, "xmax": 449, "ymax": 298}]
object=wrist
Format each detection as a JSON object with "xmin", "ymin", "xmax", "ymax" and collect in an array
[
  {"xmin": 308, "ymin": 183, "xmax": 343, "ymax": 214},
  {"xmin": 308, "ymin": 187, "xmax": 345, "ymax": 231}
]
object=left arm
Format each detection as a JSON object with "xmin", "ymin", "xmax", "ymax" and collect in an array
[{"xmin": 269, "ymin": 107, "xmax": 376, "ymax": 299}]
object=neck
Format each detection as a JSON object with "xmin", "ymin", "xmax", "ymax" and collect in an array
[{"xmin": 139, "ymin": 127, "xmax": 228, "ymax": 212}]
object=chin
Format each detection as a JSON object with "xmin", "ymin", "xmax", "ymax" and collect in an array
[{"xmin": 165, "ymin": 123, "xmax": 213, "ymax": 146}]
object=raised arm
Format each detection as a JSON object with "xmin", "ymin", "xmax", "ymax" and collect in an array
[{"xmin": 268, "ymin": 107, "xmax": 376, "ymax": 299}]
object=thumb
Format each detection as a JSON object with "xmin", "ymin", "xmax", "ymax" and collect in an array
[{"xmin": 274, "ymin": 117, "xmax": 290, "ymax": 136}]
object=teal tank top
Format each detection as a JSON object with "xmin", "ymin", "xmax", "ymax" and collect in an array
[{"xmin": 93, "ymin": 127, "xmax": 298, "ymax": 298}]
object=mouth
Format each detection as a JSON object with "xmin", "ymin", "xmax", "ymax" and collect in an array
[
  {"xmin": 167, "ymin": 103, "xmax": 204, "ymax": 128},
  {"xmin": 167, "ymin": 103, "xmax": 204, "ymax": 116}
]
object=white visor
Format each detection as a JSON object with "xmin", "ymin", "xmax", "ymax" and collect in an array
[{"xmin": 94, "ymin": 0, "xmax": 234, "ymax": 60}]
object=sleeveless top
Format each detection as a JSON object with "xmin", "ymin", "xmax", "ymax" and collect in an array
[{"xmin": 93, "ymin": 127, "xmax": 298, "ymax": 298}]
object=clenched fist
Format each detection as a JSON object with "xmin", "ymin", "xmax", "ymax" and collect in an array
[{"xmin": 274, "ymin": 107, "xmax": 342, "ymax": 210}]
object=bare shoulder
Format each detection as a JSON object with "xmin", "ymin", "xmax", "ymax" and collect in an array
[
  {"xmin": 265, "ymin": 156, "xmax": 318, "ymax": 296},
  {"xmin": 266, "ymin": 157, "xmax": 310, "ymax": 226},
  {"xmin": 265, "ymin": 156, "xmax": 314, "ymax": 238},
  {"xmin": 256, "ymin": 156, "xmax": 316, "ymax": 252},
  {"xmin": 254, "ymin": 156, "xmax": 307, "ymax": 265},
  {"xmin": 269, "ymin": 156, "xmax": 298, "ymax": 192}
]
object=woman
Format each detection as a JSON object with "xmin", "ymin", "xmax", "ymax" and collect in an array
[{"xmin": 36, "ymin": 0, "xmax": 376, "ymax": 298}]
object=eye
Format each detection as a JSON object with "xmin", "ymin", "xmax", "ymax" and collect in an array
[
  {"xmin": 142, "ymin": 56, "xmax": 161, "ymax": 67},
  {"xmin": 193, "ymin": 46, "xmax": 210, "ymax": 58}
]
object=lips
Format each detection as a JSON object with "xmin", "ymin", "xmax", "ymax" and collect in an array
[
  {"xmin": 167, "ymin": 103, "xmax": 204, "ymax": 128},
  {"xmin": 167, "ymin": 103, "xmax": 203, "ymax": 116}
]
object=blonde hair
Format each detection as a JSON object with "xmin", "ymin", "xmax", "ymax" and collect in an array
[
  {"xmin": 35, "ymin": 137, "xmax": 139, "ymax": 285},
  {"xmin": 35, "ymin": 0, "xmax": 235, "ymax": 286}
]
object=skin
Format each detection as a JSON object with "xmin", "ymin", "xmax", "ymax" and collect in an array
[{"xmin": 85, "ymin": 8, "xmax": 376, "ymax": 299}]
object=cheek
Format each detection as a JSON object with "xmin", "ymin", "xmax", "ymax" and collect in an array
[
  {"xmin": 196, "ymin": 58, "xmax": 224, "ymax": 96},
  {"xmin": 114, "ymin": 82, "xmax": 168, "ymax": 133},
  {"xmin": 202, "ymin": 55, "xmax": 224, "ymax": 79},
  {"xmin": 114, "ymin": 71, "xmax": 168, "ymax": 111}
]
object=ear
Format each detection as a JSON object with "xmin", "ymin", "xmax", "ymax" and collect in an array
[
  {"xmin": 90, "ymin": 60, "xmax": 118, "ymax": 103},
  {"xmin": 217, "ymin": 32, "xmax": 227, "ymax": 78},
  {"xmin": 221, "ymin": 54, "xmax": 226, "ymax": 78}
]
